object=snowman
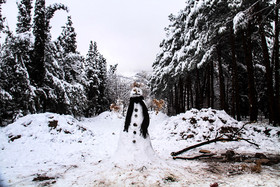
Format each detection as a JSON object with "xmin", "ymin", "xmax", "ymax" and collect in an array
[{"xmin": 113, "ymin": 85, "xmax": 157, "ymax": 166}]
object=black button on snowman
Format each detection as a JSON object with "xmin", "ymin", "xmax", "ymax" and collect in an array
[{"xmin": 113, "ymin": 84, "xmax": 156, "ymax": 166}]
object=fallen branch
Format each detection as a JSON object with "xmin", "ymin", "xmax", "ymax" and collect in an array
[
  {"xmin": 171, "ymin": 136, "xmax": 222, "ymax": 156},
  {"xmin": 171, "ymin": 136, "xmax": 259, "ymax": 157},
  {"xmin": 173, "ymin": 153, "xmax": 216, "ymax": 160}
]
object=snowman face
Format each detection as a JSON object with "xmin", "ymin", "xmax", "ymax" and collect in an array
[{"xmin": 130, "ymin": 87, "xmax": 143, "ymax": 97}]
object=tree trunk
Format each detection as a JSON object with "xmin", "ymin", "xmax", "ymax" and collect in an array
[
  {"xmin": 183, "ymin": 78, "xmax": 187, "ymax": 111},
  {"xmin": 206, "ymin": 63, "xmax": 211, "ymax": 108},
  {"xmin": 189, "ymin": 76, "xmax": 194, "ymax": 109},
  {"xmin": 201, "ymin": 68, "xmax": 207, "ymax": 108},
  {"xmin": 230, "ymin": 26, "xmax": 241, "ymax": 121},
  {"xmin": 274, "ymin": 0, "xmax": 280, "ymax": 125},
  {"xmin": 217, "ymin": 45, "xmax": 227, "ymax": 112},
  {"xmin": 167, "ymin": 89, "xmax": 173, "ymax": 115},
  {"xmin": 195, "ymin": 68, "xmax": 201, "ymax": 109},
  {"xmin": 242, "ymin": 25, "xmax": 258, "ymax": 122},
  {"xmin": 174, "ymin": 84, "xmax": 179, "ymax": 114},
  {"xmin": 179, "ymin": 77, "xmax": 185, "ymax": 113},
  {"xmin": 210, "ymin": 60, "xmax": 215, "ymax": 108},
  {"xmin": 259, "ymin": 22, "xmax": 276, "ymax": 124},
  {"xmin": 186, "ymin": 75, "xmax": 191, "ymax": 110}
]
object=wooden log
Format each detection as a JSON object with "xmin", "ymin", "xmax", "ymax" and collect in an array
[{"xmin": 173, "ymin": 153, "xmax": 216, "ymax": 160}]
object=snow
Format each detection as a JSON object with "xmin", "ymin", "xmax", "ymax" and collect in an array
[
  {"xmin": 218, "ymin": 26, "xmax": 227, "ymax": 34},
  {"xmin": 1, "ymin": 109, "xmax": 280, "ymax": 186},
  {"xmin": 228, "ymin": 0, "xmax": 242, "ymax": 9},
  {"xmin": 197, "ymin": 46, "xmax": 214, "ymax": 69},
  {"xmin": 233, "ymin": 11, "xmax": 248, "ymax": 34},
  {"xmin": 0, "ymin": 88, "xmax": 13, "ymax": 100}
]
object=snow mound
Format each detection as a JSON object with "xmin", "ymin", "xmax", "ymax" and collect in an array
[
  {"xmin": 163, "ymin": 108, "xmax": 242, "ymax": 141},
  {"xmin": 1, "ymin": 112, "xmax": 94, "ymax": 144},
  {"xmin": 0, "ymin": 112, "xmax": 95, "ymax": 177},
  {"xmin": 159, "ymin": 108, "xmax": 280, "ymax": 154}
]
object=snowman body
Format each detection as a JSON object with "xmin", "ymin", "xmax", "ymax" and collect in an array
[{"xmin": 113, "ymin": 87, "xmax": 156, "ymax": 166}]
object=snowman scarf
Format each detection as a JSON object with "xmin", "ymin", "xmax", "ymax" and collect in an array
[{"xmin": 124, "ymin": 96, "xmax": 150, "ymax": 138}]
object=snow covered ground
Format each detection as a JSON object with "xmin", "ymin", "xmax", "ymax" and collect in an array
[{"xmin": 0, "ymin": 109, "xmax": 280, "ymax": 186}]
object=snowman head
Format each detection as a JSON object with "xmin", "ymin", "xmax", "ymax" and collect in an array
[{"xmin": 130, "ymin": 87, "xmax": 143, "ymax": 98}]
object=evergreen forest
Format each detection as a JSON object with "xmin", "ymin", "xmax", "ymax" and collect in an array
[
  {"xmin": 0, "ymin": 0, "xmax": 279, "ymax": 126},
  {"xmin": 150, "ymin": 0, "xmax": 280, "ymax": 125},
  {"xmin": 0, "ymin": 0, "xmax": 120, "ymax": 126}
]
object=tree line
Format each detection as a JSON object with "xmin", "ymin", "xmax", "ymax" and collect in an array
[
  {"xmin": 0, "ymin": 0, "xmax": 118, "ymax": 126},
  {"xmin": 150, "ymin": 0, "xmax": 280, "ymax": 125}
]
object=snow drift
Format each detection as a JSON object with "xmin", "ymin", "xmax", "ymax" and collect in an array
[{"xmin": 0, "ymin": 109, "xmax": 279, "ymax": 186}]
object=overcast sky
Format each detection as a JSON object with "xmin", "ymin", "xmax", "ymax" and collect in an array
[{"xmin": 2, "ymin": 0, "xmax": 186, "ymax": 76}]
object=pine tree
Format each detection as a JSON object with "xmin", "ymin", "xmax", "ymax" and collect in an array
[
  {"xmin": 29, "ymin": 0, "xmax": 68, "ymax": 113},
  {"xmin": 52, "ymin": 18, "xmax": 87, "ymax": 116},
  {"xmin": 107, "ymin": 64, "xmax": 119, "ymax": 104},
  {"xmin": 0, "ymin": 31, "xmax": 34, "ymax": 125},
  {"xmin": 96, "ymin": 53, "xmax": 108, "ymax": 114},
  {"xmin": 85, "ymin": 41, "xmax": 100, "ymax": 116},
  {"xmin": 31, "ymin": 0, "xmax": 46, "ymax": 86},
  {"xmin": 31, "ymin": 0, "xmax": 68, "ymax": 86},
  {"xmin": 14, "ymin": 0, "xmax": 33, "ymax": 100},
  {"xmin": 57, "ymin": 16, "xmax": 77, "ymax": 54},
  {"xmin": 56, "ymin": 16, "xmax": 80, "ymax": 83},
  {"xmin": 0, "ymin": 0, "xmax": 37, "ymax": 125},
  {"xmin": 83, "ymin": 41, "xmax": 109, "ymax": 116}
]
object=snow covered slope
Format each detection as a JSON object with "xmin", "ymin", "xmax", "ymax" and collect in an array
[{"xmin": 0, "ymin": 109, "xmax": 279, "ymax": 186}]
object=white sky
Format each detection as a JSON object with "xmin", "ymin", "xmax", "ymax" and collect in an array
[{"xmin": 1, "ymin": 0, "xmax": 186, "ymax": 76}]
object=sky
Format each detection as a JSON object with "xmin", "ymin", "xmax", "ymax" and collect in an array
[{"xmin": 1, "ymin": 0, "xmax": 186, "ymax": 76}]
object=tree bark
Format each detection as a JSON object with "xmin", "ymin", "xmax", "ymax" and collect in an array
[
  {"xmin": 174, "ymin": 84, "xmax": 179, "ymax": 114},
  {"xmin": 168, "ymin": 88, "xmax": 174, "ymax": 115},
  {"xmin": 195, "ymin": 68, "xmax": 201, "ymax": 109},
  {"xmin": 186, "ymin": 75, "xmax": 191, "ymax": 110},
  {"xmin": 206, "ymin": 63, "xmax": 211, "ymax": 107},
  {"xmin": 217, "ymin": 44, "xmax": 227, "ymax": 112},
  {"xmin": 242, "ymin": 24, "xmax": 258, "ymax": 122},
  {"xmin": 210, "ymin": 60, "xmax": 215, "ymax": 108},
  {"xmin": 259, "ymin": 22, "xmax": 276, "ymax": 124},
  {"xmin": 230, "ymin": 26, "xmax": 241, "ymax": 120},
  {"xmin": 274, "ymin": 0, "xmax": 280, "ymax": 125},
  {"xmin": 179, "ymin": 77, "xmax": 185, "ymax": 113}
]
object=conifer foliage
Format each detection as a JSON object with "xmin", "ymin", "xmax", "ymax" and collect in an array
[
  {"xmin": 0, "ymin": 0, "xmax": 111, "ymax": 125},
  {"xmin": 16, "ymin": 0, "xmax": 33, "ymax": 33},
  {"xmin": 0, "ymin": 0, "xmax": 6, "ymax": 32}
]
